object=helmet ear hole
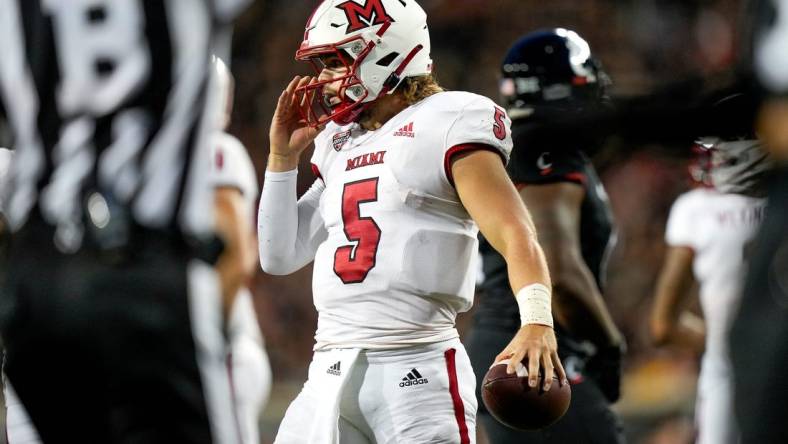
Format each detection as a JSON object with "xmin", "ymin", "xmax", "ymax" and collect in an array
[{"xmin": 376, "ymin": 52, "xmax": 400, "ymax": 67}]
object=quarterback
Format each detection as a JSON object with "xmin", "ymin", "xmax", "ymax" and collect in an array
[{"xmin": 258, "ymin": 1, "xmax": 565, "ymax": 443}]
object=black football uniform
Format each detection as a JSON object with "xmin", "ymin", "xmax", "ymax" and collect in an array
[
  {"xmin": 730, "ymin": 1, "xmax": 788, "ymax": 442},
  {"xmin": 0, "ymin": 1, "xmax": 248, "ymax": 442},
  {"xmin": 467, "ymin": 123, "xmax": 624, "ymax": 443}
]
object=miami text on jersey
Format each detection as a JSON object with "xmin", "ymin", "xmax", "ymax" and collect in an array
[{"xmin": 346, "ymin": 150, "xmax": 387, "ymax": 171}]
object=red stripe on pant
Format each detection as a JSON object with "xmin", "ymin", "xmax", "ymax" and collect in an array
[{"xmin": 444, "ymin": 348, "xmax": 471, "ymax": 444}]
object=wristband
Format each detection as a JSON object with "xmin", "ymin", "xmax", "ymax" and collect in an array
[{"xmin": 515, "ymin": 283, "xmax": 553, "ymax": 328}]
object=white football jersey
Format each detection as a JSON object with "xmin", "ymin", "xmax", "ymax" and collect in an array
[
  {"xmin": 309, "ymin": 91, "xmax": 513, "ymax": 350},
  {"xmin": 666, "ymin": 187, "xmax": 766, "ymax": 364},
  {"xmin": 209, "ymin": 131, "xmax": 261, "ymax": 340},
  {"xmin": 210, "ymin": 132, "xmax": 259, "ymax": 223}
]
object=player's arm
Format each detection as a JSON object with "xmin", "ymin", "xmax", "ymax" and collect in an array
[
  {"xmin": 258, "ymin": 177, "xmax": 326, "ymax": 274},
  {"xmin": 258, "ymin": 76, "xmax": 326, "ymax": 275},
  {"xmin": 519, "ymin": 183, "xmax": 623, "ymax": 349},
  {"xmin": 214, "ymin": 185, "xmax": 257, "ymax": 317},
  {"xmin": 649, "ymin": 245, "xmax": 705, "ymax": 351},
  {"xmin": 453, "ymin": 150, "xmax": 567, "ymax": 390}
]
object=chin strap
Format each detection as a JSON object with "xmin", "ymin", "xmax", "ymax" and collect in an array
[{"xmin": 380, "ymin": 44, "xmax": 424, "ymax": 96}]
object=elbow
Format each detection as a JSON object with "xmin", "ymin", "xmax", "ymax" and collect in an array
[
  {"xmin": 258, "ymin": 241, "xmax": 305, "ymax": 275},
  {"xmin": 259, "ymin": 253, "xmax": 296, "ymax": 275}
]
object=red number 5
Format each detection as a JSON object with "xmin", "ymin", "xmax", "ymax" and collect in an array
[
  {"xmin": 334, "ymin": 178, "xmax": 381, "ymax": 284},
  {"xmin": 493, "ymin": 107, "xmax": 507, "ymax": 140}
]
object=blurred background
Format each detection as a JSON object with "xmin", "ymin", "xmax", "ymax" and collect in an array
[{"xmin": 224, "ymin": 0, "xmax": 745, "ymax": 442}]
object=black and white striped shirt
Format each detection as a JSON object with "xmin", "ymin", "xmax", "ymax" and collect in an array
[
  {"xmin": 753, "ymin": 0, "xmax": 788, "ymax": 94},
  {"xmin": 0, "ymin": 0, "xmax": 249, "ymax": 250}
]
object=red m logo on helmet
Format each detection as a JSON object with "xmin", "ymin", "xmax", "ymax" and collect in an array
[{"xmin": 336, "ymin": 0, "xmax": 395, "ymax": 34}]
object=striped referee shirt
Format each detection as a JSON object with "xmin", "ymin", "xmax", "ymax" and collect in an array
[{"xmin": 0, "ymin": 0, "xmax": 250, "ymax": 250}]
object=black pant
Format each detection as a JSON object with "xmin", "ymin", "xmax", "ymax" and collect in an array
[
  {"xmin": 466, "ymin": 326, "xmax": 625, "ymax": 444},
  {"xmin": 0, "ymin": 220, "xmax": 228, "ymax": 443}
]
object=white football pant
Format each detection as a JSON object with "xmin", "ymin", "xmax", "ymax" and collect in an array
[{"xmin": 275, "ymin": 338, "xmax": 477, "ymax": 444}]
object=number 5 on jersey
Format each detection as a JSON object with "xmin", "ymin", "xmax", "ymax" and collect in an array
[{"xmin": 334, "ymin": 178, "xmax": 381, "ymax": 284}]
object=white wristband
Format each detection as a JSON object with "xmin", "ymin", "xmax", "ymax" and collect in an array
[{"xmin": 515, "ymin": 283, "xmax": 553, "ymax": 328}]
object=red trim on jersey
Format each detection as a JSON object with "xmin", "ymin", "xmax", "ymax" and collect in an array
[
  {"xmin": 444, "ymin": 143, "xmax": 506, "ymax": 188},
  {"xmin": 445, "ymin": 348, "xmax": 471, "ymax": 444},
  {"xmin": 564, "ymin": 172, "xmax": 586, "ymax": 185},
  {"xmin": 311, "ymin": 163, "xmax": 323, "ymax": 181},
  {"xmin": 514, "ymin": 171, "xmax": 587, "ymax": 188}
]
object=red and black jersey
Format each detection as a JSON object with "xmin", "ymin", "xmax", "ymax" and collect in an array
[{"xmin": 476, "ymin": 122, "xmax": 616, "ymax": 359}]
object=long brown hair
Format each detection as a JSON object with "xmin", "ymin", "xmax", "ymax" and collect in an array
[{"xmin": 399, "ymin": 74, "xmax": 444, "ymax": 105}]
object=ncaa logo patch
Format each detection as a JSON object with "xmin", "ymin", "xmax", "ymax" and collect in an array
[{"xmin": 332, "ymin": 130, "xmax": 351, "ymax": 151}]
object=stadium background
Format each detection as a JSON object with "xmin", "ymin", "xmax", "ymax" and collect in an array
[{"xmin": 0, "ymin": 0, "xmax": 748, "ymax": 443}]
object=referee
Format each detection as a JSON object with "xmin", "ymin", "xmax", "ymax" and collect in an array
[{"xmin": 0, "ymin": 1, "xmax": 249, "ymax": 442}]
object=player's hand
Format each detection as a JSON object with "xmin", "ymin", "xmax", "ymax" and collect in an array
[
  {"xmin": 268, "ymin": 76, "xmax": 321, "ymax": 170},
  {"xmin": 494, "ymin": 324, "xmax": 567, "ymax": 391}
]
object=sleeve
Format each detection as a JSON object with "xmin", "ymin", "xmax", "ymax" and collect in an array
[
  {"xmin": 507, "ymin": 143, "xmax": 588, "ymax": 187},
  {"xmin": 443, "ymin": 95, "xmax": 514, "ymax": 187},
  {"xmin": 210, "ymin": 132, "xmax": 258, "ymax": 198},
  {"xmin": 665, "ymin": 192, "xmax": 697, "ymax": 248},
  {"xmin": 258, "ymin": 170, "xmax": 328, "ymax": 275}
]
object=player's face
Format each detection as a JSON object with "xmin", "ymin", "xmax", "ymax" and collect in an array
[{"xmin": 316, "ymin": 53, "xmax": 350, "ymax": 108}]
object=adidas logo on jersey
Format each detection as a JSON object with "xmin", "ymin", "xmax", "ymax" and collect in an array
[
  {"xmin": 399, "ymin": 368, "xmax": 428, "ymax": 387},
  {"xmin": 393, "ymin": 122, "xmax": 415, "ymax": 138},
  {"xmin": 327, "ymin": 361, "xmax": 341, "ymax": 376}
]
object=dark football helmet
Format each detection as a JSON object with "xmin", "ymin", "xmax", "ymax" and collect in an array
[{"xmin": 499, "ymin": 28, "xmax": 610, "ymax": 119}]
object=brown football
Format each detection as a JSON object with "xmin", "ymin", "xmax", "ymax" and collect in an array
[{"xmin": 481, "ymin": 360, "xmax": 571, "ymax": 430}]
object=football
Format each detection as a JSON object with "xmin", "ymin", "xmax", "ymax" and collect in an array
[{"xmin": 481, "ymin": 360, "xmax": 571, "ymax": 430}]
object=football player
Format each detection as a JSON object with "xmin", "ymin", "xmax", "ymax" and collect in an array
[
  {"xmin": 651, "ymin": 133, "xmax": 771, "ymax": 444},
  {"xmin": 466, "ymin": 29, "xmax": 626, "ymax": 443},
  {"xmin": 257, "ymin": 1, "xmax": 565, "ymax": 442},
  {"xmin": 210, "ymin": 57, "xmax": 271, "ymax": 444}
]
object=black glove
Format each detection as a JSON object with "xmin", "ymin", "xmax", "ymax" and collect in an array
[{"xmin": 584, "ymin": 343, "xmax": 624, "ymax": 403}]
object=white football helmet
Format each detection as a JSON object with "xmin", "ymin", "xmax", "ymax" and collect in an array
[{"xmin": 295, "ymin": 0, "xmax": 432, "ymax": 127}]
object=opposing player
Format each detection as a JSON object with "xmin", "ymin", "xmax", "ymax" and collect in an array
[
  {"xmin": 730, "ymin": 0, "xmax": 788, "ymax": 440},
  {"xmin": 258, "ymin": 1, "xmax": 565, "ymax": 442},
  {"xmin": 466, "ymin": 29, "xmax": 626, "ymax": 443},
  {"xmin": 651, "ymin": 135, "xmax": 771, "ymax": 444},
  {"xmin": 210, "ymin": 57, "xmax": 271, "ymax": 444}
]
